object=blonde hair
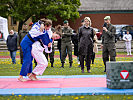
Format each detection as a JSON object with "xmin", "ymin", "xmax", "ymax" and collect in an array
[{"xmin": 84, "ymin": 17, "xmax": 92, "ymax": 26}]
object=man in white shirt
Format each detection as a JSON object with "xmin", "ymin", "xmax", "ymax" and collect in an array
[{"xmin": 123, "ymin": 31, "xmax": 132, "ymax": 55}]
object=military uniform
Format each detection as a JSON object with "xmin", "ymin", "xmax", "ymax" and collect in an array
[
  {"xmin": 61, "ymin": 26, "xmax": 73, "ymax": 67},
  {"xmin": 102, "ymin": 23, "xmax": 116, "ymax": 72},
  {"xmin": 18, "ymin": 29, "xmax": 28, "ymax": 64}
]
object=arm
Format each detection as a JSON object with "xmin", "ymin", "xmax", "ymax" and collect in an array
[
  {"xmin": 91, "ymin": 29, "xmax": 94, "ymax": 42},
  {"xmin": 56, "ymin": 30, "xmax": 62, "ymax": 36},
  {"xmin": 78, "ymin": 27, "xmax": 82, "ymax": 42},
  {"xmin": 123, "ymin": 35, "xmax": 126, "ymax": 41},
  {"xmin": 18, "ymin": 30, "xmax": 22, "ymax": 46},
  {"xmin": 63, "ymin": 28, "xmax": 72, "ymax": 36},
  {"xmin": 40, "ymin": 32, "xmax": 51, "ymax": 46},
  {"xmin": 105, "ymin": 26, "xmax": 116, "ymax": 37},
  {"xmin": 16, "ymin": 34, "xmax": 19, "ymax": 49},
  {"xmin": 129, "ymin": 35, "xmax": 132, "ymax": 41},
  {"xmin": 6, "ymin": 37, "xmax": 8, "ymax": 47},
  {"xmin": 6, "ymin": 36, "xmax": 9, "ymax": 49},
  {"xmin": 101, "ymin": 33, "xmax": 104, "ymax": 44}
]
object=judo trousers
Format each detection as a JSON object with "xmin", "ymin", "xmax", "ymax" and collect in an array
[
  {"xmin": 31, "ymin": 42, "xmax": 48, "ymax": 75},
  {"xmin": 20, "ymin": 46, "xmax": 33, "ymax": 76}
]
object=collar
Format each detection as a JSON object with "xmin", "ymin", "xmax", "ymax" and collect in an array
[
  {"xmin": 106, "ymin": 23, "xmax": 111, "ymax": 28},
  {"xmin": 84, "ymin": 25, "xmax": 90, "ymax": 29}
]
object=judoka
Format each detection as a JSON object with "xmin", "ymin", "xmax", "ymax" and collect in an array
[{"xmin": 18, "ymin": 19, "xmax": 59, "ymax": 82}]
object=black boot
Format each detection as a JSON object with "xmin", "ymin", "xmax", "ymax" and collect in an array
[
  {"xmin": 69, "ymin": 63, "xmax": 72, "ymax": 68},
  {"xmin": 51, "ymin": 63, "xmax": 54, "ymax": 68},
  {"xmin": 104, "ymin": 67, "xmax": 106, "ymax": 72},
  {"xmin": 60, "ymin": 63, "xmax": 64, "ymax": 68},
  {"xmin": 81, "ymin": 69, "xmax": 84, "ymax": 73}
]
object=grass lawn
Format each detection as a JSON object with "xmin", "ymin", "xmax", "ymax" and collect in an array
[
  {"xmin": 0, "ymin": 57, "xmax": 133, "ymax": 76},
  {"xmin": 0, "ymin": 51, "xmax": 128, "ymax": 56},
  {"xmin": 0, "ymin": 51, "xmax": 133, "ymax": 100}
]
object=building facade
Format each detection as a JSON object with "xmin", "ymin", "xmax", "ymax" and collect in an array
[{"xmin": 8, "ymin": 0, "xmax": 133, "ymax": 32}]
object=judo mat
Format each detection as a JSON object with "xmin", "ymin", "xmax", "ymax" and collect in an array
[{"xmin": 0, "ymin": 75, "xmax": 133, "ymax": 96}]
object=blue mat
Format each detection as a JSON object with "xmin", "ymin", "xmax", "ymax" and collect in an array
[
  {"xmin": 0, "ymin": 87, "xmax": 133, "ymax": 96},
  {"xmin": 0, "ymin": 75, "xmax": 133, "ymax": 96}
]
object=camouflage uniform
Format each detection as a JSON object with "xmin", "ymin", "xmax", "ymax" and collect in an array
[
  {"xmin": 102, "ymin": 24, "xmax": 116, "ymax": 72},
  {"xmin": 61, "ymin": 26, "xmax": 73, "ymax": 67}
]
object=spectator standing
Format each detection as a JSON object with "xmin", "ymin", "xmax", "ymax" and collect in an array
[
  {"xmin": 60, "ymin": 20, "xmax": 73, "ymax": 68},
  {"xmin": 91, "ymin": 32, "xmax": 98, "ymax": 64},
  {"xmin": 6, "ymin": 30, "xmax": 18, "ymax": 64},
  {"xmin": 101, "ymin": 16, "xmax": 116, "ymax": 72},
  {"xmin": 123, "ymin": 31, "xmax": 132, "ymax": 55},
  {"xmin": 18, "ymin": 23, "xmax": 28, "ymax": 64},
  {"xmin": 78, "ymin": 17, "xmax": 94, "ymax": 73},
  {"xmin": 55, "ymin": 25, "xmax": 63, "ymax": 61}
]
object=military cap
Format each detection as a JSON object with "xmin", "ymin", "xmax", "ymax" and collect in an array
[
  {"xmin": 63, "ymin": 20, "xmax": 68, "ymax": 24},
  {"xmin": 104, "ymin": 16, "xmax": 111, "ymax": 20}
]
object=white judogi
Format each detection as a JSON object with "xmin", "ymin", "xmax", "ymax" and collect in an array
[
  {"xmin": 31, "ymin": 28, "xmax": 53, "ymax": 75},
  {"xmin": 31, "ymin": 41, "xmax": 48, "ymax": 75},
  {"xmin": 123, "ymin": 34, "xmax": 132, "ymax": 55}
]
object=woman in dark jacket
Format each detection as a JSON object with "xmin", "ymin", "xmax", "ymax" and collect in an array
[
  {"xmin": 6, "ymin": 30, "xmax": 18, "ymax": 64},
  {"xmin": 78, "ymin": 17, "xmax": 94, "ymax": 73}
]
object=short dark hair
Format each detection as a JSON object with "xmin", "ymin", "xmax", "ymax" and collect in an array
[{"xmin": 23, "ymin": 23, "xmax": 27, "ymax": 25}]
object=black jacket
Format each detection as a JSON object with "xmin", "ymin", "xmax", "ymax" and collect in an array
[
  {"xmin": 78, "ymin": 26, "xmax": 94, "ymax": 55},
  {"xmin": 71, "ymin": 33, "xmax": 78, "ymax": 56},
  {"xmin": 6, "ymin": 34, "xmax": 18, "ymax": 51}
]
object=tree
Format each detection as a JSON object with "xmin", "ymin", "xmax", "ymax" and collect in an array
[{"xmin": 0, "ymin": 0, "xmax": 81, "ymax": 32}]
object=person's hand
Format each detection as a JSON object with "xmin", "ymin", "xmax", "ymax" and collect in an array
[
  {"xmin": 126, "ymin": 39, "xmax": 129, "ymax": 42},
  {"xmin": 52, "ymin": 33, "xmax": 60, "ymax": 40},
  {"xmin": 40, "ymin": 24, "xmax": 45, "ymax": 32},
  {"xmin": 18, "ymin": 46, "xmax": 20, "ymax": 50},
  {"xmin": 101, "ymin": 44, "xmax": 103, "ymax": 49},
  {"xmin": 48, "ymin": 43, "xmax": 52, "ymax": 47},
  {"xmin": 103, "ymin": 27, "xmax": 108, "ymax": 32}
]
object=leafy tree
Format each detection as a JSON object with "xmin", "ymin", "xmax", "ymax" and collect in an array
[{"xmin": 0, "ymin": 0, "xmax": 81, "ymax": 32}]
